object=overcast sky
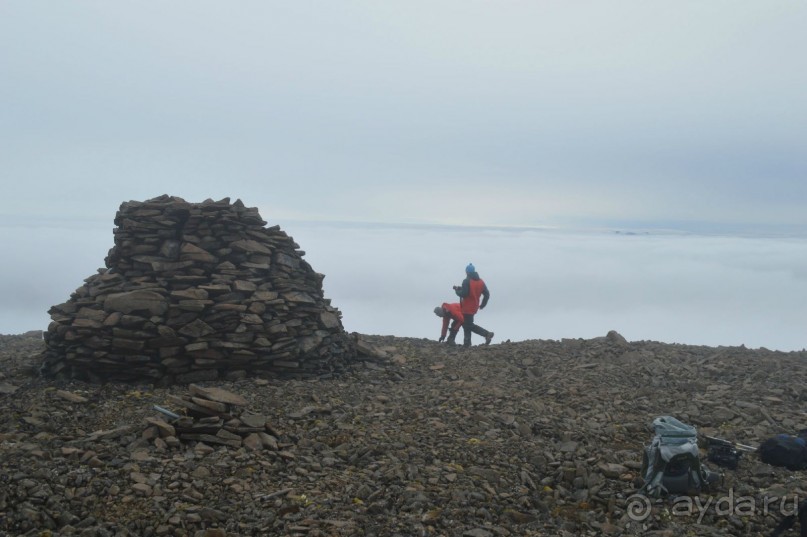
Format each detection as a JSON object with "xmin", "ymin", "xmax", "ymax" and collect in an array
[
  {"xmin": 2, "ymin": 2, "xmax": 807, "ymax": 345},
  {"xmin": 2, "ymin": 1, "xmax": 805, "ymax": 231}
]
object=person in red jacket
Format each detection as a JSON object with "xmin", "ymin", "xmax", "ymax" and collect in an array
[
  {"xmin": 453, "ymin": 263, "xmax": 494, "ymax": 346},
  {"xmin": 434, "ymin": 302, "xmax": 464, "ymax": 344}
]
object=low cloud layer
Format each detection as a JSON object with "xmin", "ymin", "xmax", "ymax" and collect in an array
[
  {"xmin": 291, "ymin": 224, "xmax": 807, "ymax": 352},
  {"xmin": 4, "ymin": 221, "xmax": 806, "ymax": 351}
]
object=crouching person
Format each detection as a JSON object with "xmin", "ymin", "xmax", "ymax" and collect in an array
[{"xmin": 434, "ymin": 303, "xmax": 464, "ymax": 345}]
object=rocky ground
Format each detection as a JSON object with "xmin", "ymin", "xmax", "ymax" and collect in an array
[{"xmin": 2, "ymin": 330, "xmax": 807, "ymax": 537}]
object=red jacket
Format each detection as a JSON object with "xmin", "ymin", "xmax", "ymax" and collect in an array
[
  {"xmin": 440, "ymin": 302, "xmax": 464, "ymax": 338},
  {"xmin": 456, "ymin": 273, "xmax": 489, "ymax": 315}
]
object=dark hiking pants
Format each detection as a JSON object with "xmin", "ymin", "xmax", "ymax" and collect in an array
[{"xmin": 462, "ymin": 313, "xmax": 489, "ymax": 347}]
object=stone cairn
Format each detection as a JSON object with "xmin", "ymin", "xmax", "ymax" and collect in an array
[
  {"xmin": 41, "ymin": 195, "xmax": 356, "ymax": 383},
  {"xmin": 150, "ymin": 384, "xmax": 285, "ymax": 451}
]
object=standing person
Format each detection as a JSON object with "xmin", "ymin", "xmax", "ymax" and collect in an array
[
  {"xmin": 434, "ymin": 303, "xmax": 464, "ymax": 345},
  {"xmin": 453, "ymin": 263, "xmax": 494, "ymax": 346}
]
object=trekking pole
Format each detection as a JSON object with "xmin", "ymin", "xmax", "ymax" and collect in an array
[
  {"xmin": 703, "ymin": 434, "xmax": 757, "ymax": 452},
  {"xmin": 153, "ymin": 405, "xmax": 181, "ymax": 421}
]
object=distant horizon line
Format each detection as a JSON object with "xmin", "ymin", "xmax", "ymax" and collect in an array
[
  {"xmin": 2, "ymin": 213, "xmax": 806, "ymax": 239},
  {"xmin": 269, "ymin": 217, "xmax": 807, "ymax": 240}
]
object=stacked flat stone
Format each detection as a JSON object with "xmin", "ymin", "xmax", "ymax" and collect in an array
[
  {"xmin": 151, "ymin": 384, "xmax": 284, "ymax": 450},
  {"xmin": 41, "ymin": 195, "xmax": 355, "ymax": 383}
]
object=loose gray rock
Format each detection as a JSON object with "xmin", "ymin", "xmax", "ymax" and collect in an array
[{"xmin": 3, "ymin": 326, "xmax": 807, "ymax": 536}]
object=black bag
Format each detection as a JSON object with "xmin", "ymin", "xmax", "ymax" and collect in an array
[
  {"xmin": 708, "ymin": 442, "xmax": 741, "ymax": 469},
  {"xmin": 758, "ymin": 434, "xmax": 807, "ymax": 471},
  {"xmin": 770, "ymin": 499, "xmax": 807, "ymax": 537}
]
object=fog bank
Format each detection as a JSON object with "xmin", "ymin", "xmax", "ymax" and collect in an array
[{"xmin": 3, "ymin": 222, "xmax": 805, "ymax": 352}]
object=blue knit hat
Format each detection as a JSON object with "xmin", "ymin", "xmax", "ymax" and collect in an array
[{"xmin": 465, "ymin": 263, "xmax": 475, "ymax": 274}]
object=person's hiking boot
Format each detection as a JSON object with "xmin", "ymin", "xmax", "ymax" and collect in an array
[
  {"xmin": 447, "ymin": 330, "xmax": 458, "ymax": 345},
  {"xmin": 485, "ymin": 331, "xmax": 494, "ymax": 345}
]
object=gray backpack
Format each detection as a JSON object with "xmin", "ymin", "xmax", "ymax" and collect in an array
[{"xmin": 640, "ymin": 416, "xmax": 717, "ymax": 497}]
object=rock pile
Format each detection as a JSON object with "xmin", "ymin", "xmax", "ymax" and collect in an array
[
  {"xmin": 41, "ymin": 195, "xmax": 355, "ymax": 383},
  {"xmin": 157, "ymin": 383, "xmax": 283, "ymax": 451}
]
